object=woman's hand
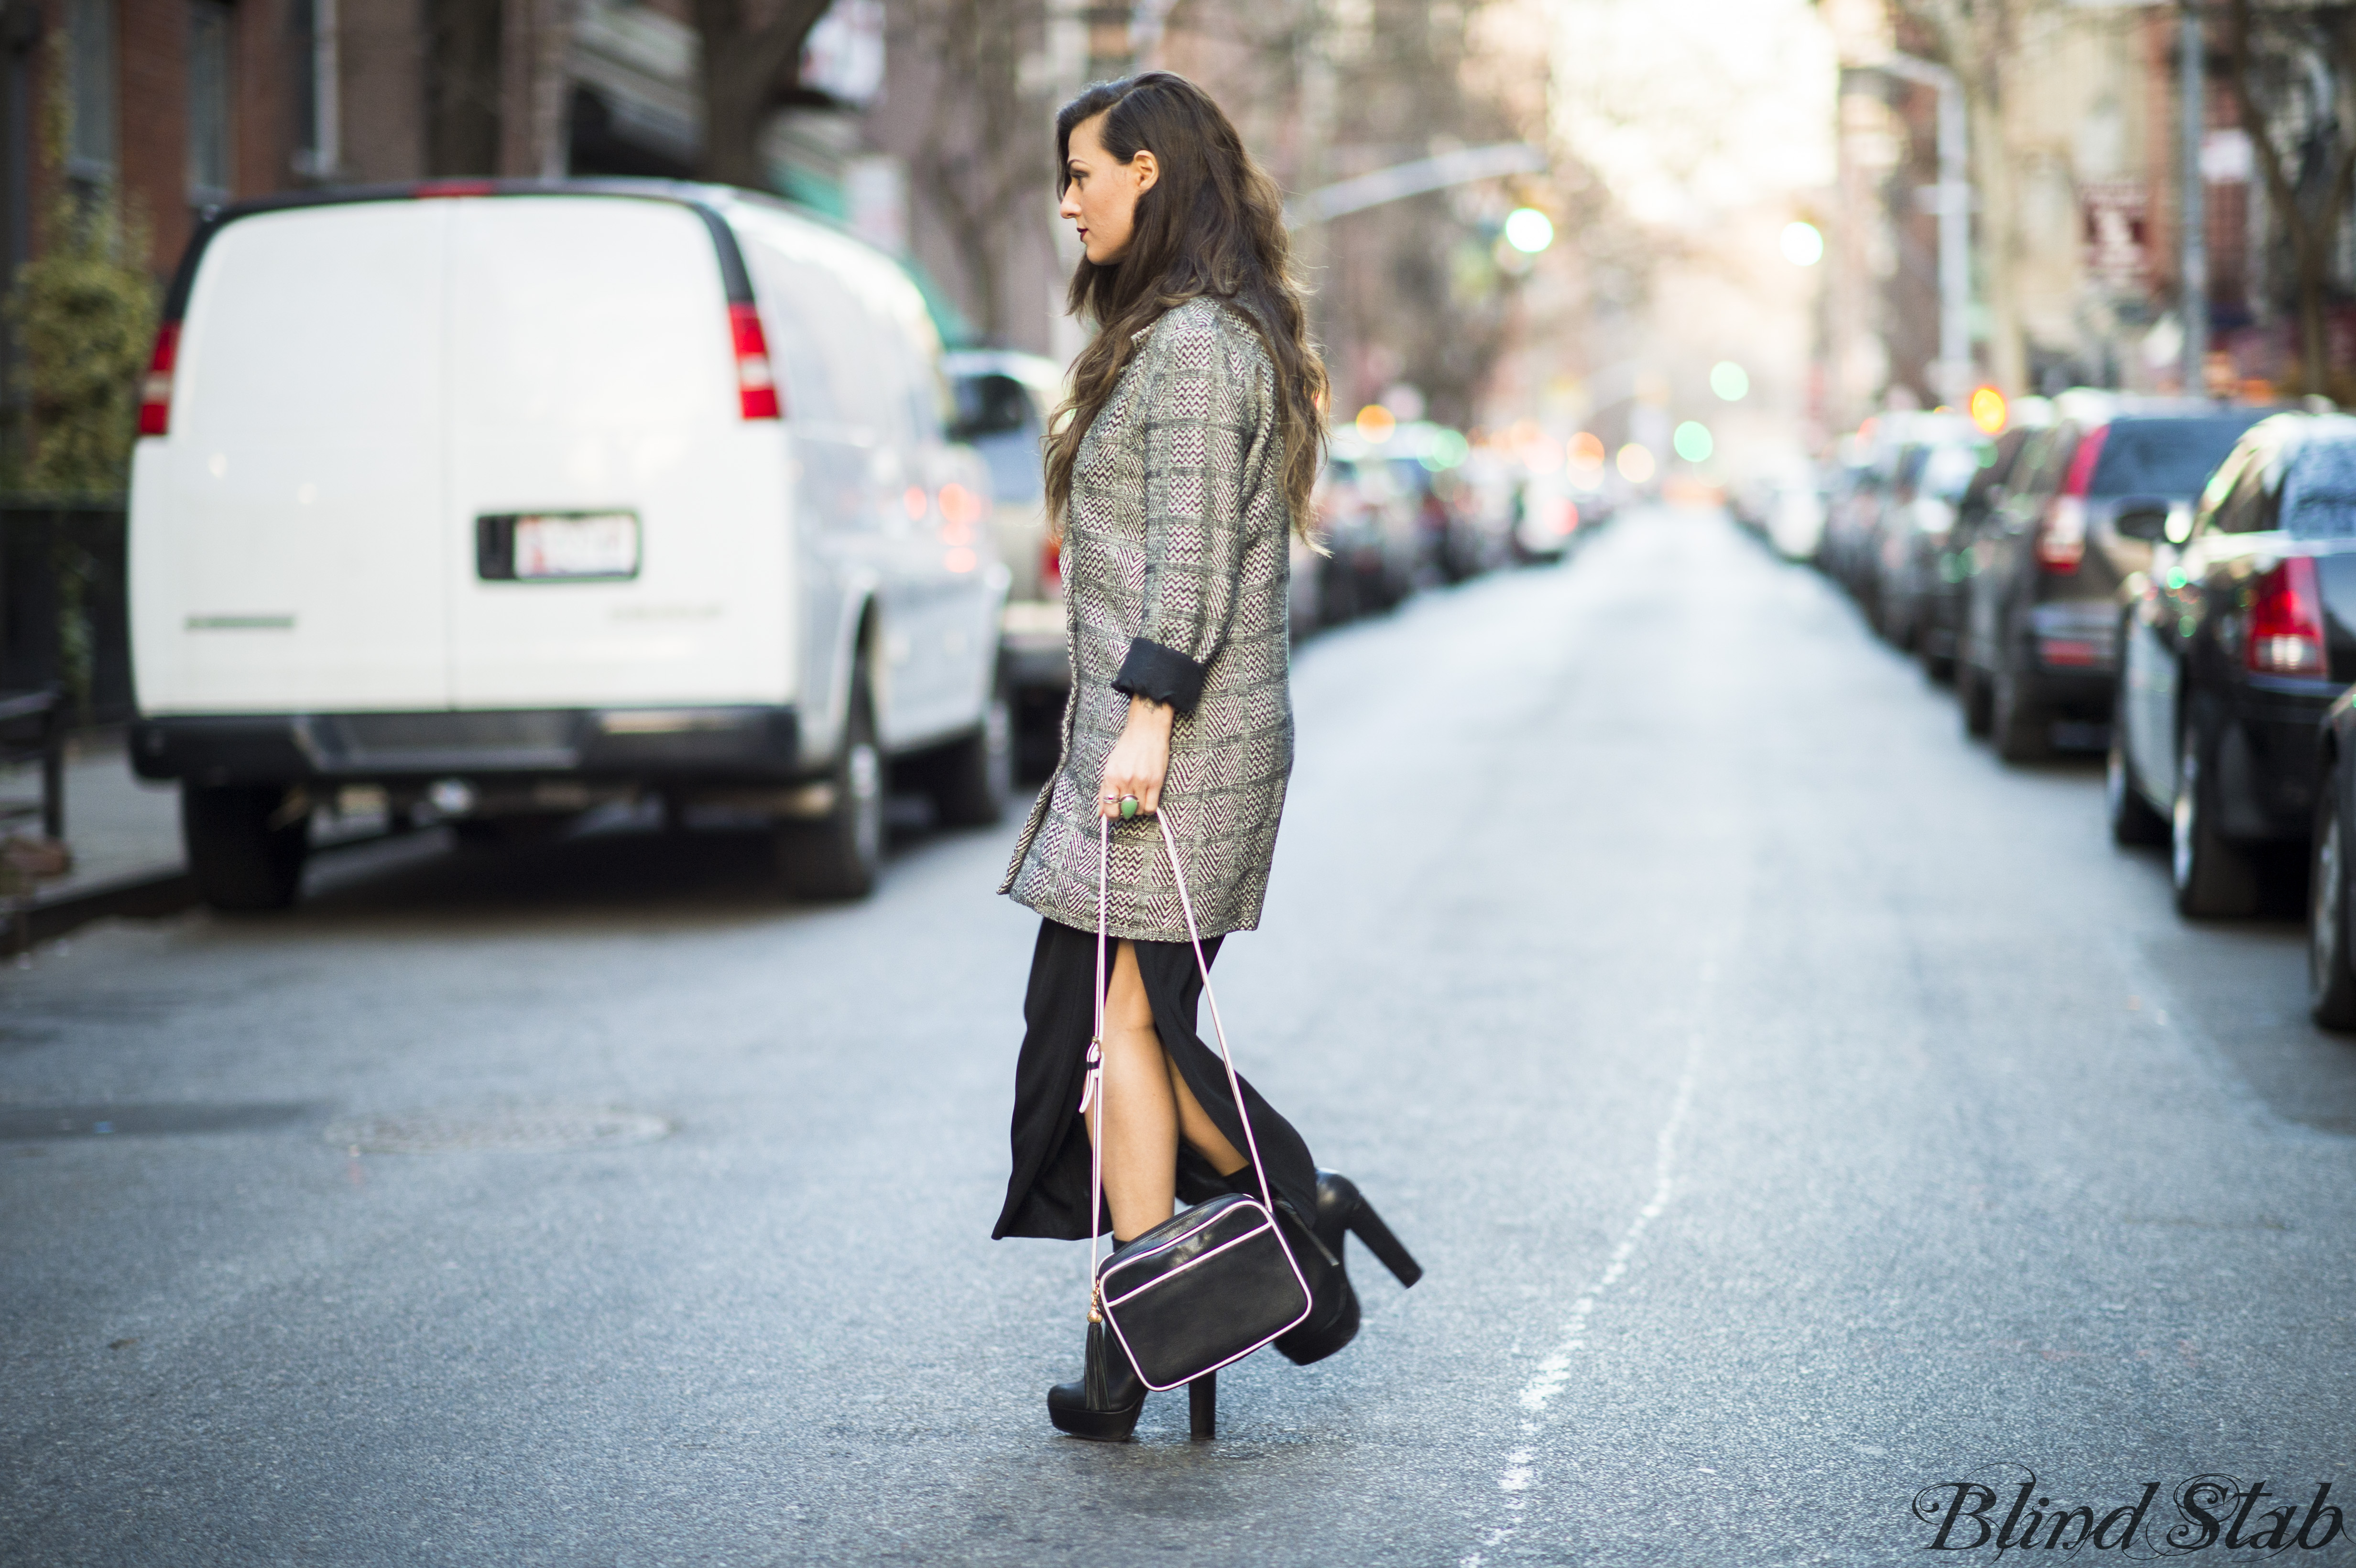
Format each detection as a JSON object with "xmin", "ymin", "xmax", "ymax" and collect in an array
[{"xmin": 1099, "ymin": 695, "xmax": 1175, "ymax": 818}]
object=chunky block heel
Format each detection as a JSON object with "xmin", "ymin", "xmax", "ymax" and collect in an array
[
  {"xmin": 1313, "ymin": 1171, "xmax": 1423, "ymax": 1288},
  {"xmin": 1346, "ymin": 1197, "xmax": 1423, "ymax": 1288}
]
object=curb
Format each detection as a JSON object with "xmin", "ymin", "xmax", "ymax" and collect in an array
[{"xmin": 4, "ymin": 864, "xmax": 197, "ymax": 955}]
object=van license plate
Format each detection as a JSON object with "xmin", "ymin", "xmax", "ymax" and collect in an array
[{"xmin": 499, "ymin": 512, "xmax": 639, "ymax": 580}]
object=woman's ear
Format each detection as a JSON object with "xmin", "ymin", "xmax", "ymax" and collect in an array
[{"xmin": 1129, "ymin": 149, "xmax": 1159, "ymax": 196}]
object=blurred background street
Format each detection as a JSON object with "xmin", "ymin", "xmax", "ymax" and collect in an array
[{"xmin": 6, "ymin": 507, "xmax": 2355, "ymax": 1564}]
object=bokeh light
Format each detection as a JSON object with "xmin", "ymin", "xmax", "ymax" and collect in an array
[
  {"xmin": 1615, "ymin": 443, "xmax": 1656, "ymax": 484},
  {"xmin": 1569, "ymin": 431, "xmax": 1607, "ymax": 472},
  {"xmin": 1673, "ymin": 421, "xmax": 1714, "ymax": 463},
  {"xmin": 1780, "ymin": 221, "xmax": 1824, "ymax": 267},
  {"xmin": 1354, "ymin": 403, "xmax": 1396, "ymax": 442},
  {"xmin": 1710, "ymin": 361, "xmax": 1749, "ymax": 401},
  {"xmin": 1503, "ymin": 207, "xmax": 1556, "ymax": 255},
  {"xmin": 1969, "ymin": 385, "xmax": 2008, "ymax": 435}
]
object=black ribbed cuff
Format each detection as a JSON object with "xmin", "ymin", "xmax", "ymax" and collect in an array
[{"xmin": 1111, "ymin": 637, "xmax": 1208, "ymax": 715}]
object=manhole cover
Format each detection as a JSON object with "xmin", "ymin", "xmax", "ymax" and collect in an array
[{"xmin": 323, "ymin": 1107, "xmax": 669, "ymax": 1154}]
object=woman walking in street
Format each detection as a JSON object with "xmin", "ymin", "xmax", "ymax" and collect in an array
[{"xmin": 992, "ymin": 71, "xmax": 1420, "ymax": 1441}]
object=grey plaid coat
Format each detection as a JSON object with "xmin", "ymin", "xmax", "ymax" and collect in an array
[{"xmin": 1001, "ymin": 297, "xmax": 1294, "ymax": 942}]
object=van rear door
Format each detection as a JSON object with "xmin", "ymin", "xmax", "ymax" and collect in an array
[
  {"xmin": 135, "ymin": 201, "xmax": 451, "ymax": 713},
  {"xmin": 445, "ymin": 196, "xmax": 786, "ymax": 709}
]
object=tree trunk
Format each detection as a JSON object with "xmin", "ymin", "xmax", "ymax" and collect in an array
[
  {"xmin": 1966, "ymin": 85, "xmax": 2026, "ymax": 396},
  {"xmin": 2226, "ymin": 0, "xmax": 2356, "ymax": 396},
  {"xmin": 692, "ymin": 0, "xmax": 832, "ymax": 190}
]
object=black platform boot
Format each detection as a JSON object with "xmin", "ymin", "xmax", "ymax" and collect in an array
[
  {"xmin": 1306, "ymin": 1170, "xmax": 1423, "ymax": 1287},
  {"xmin": 1270, "ymin": 1170, "xmax": 1422, "ymax": 1366},
  {"xmin": 1271, "ymin": 1197, "xmax": 1361, "ymax": 1365},
  {"xmin": 1047, "ymin": 1316, "xmax": 1148, "ymax": 1440}
]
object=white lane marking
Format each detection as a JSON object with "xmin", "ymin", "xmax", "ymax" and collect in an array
[{"xmin": 1461, "ymin": 1034, "xmax": 1702, "ymax": 1568}]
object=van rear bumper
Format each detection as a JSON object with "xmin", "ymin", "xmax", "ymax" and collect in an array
[{"xmin": 131, "ymin": 707, "xmax": 802, "ymax": 785}]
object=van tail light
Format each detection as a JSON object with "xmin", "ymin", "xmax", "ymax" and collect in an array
[
  {"xmin": 2038, "ymin": 425, "xmax": 2109, "ymax": 573},
  {"xmin": 2248, "ymin": 555, "xmax": 2327, "ymax": 677},
  {"xmin": 727, "ymin": 302, "xmax": 781, "ymax": 420},
  {"xmin": 137, "ymin": 320, "xmax": 181, "ymax": 436},
  {"xmin": 1041, "ymin": 537, "xmax": 1063, "ymax": 589}
]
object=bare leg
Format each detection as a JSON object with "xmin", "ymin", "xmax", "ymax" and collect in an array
[{"xmin": 1089, "ymin": 941, "xmax": 1248, "ymax": 1240}]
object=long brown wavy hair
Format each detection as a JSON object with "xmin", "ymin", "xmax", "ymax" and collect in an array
[{"xmin": 1043, "ymin": 72, "xmax": 1328, "ymax": 542}]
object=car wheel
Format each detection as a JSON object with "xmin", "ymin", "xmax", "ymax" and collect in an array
[
  {"xmin": 183, "ymin": 784, "xmax": 309, "ymax": 911},
  {"xmin": 777, "ymin": 664, "xmax": 884, "ymax": 900},
  {"xmin": 2171, "ymin": 710, "xmax": 2260, "ymax": 918},
  {"xmin": 2310, "ymin": 763, "xmax": 2356, "ymax": 1028},
  {"xmin": 924, "ymin": 674, "xmax": 1014, "ymax": 828},
  {"xmin": 1957, "ymin": 660, "xmax": 1994, "ymax": 736},
  {"xmin": 1990, "ymin": 648, "xmax": 2050, "ymax": 762},
  {"xmin": 2105, "ymin": 682, "xmax": 2169, "ymax": 847}
]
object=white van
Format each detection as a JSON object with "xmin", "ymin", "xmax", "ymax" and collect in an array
[{"xmin": 127, "ymin": 180, "xmax": 1009, "ymax": 909}]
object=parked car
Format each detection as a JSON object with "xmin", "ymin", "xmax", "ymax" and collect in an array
[
  {"xmin": 1314, "ymin": 435, "xmax": 1418, "ymax": 622},
  {"xmin": 2108, "ymin": 412, "xmax": 2356, "ymax": 916},
  {"xmin": 1917, "ymin": 418, "xmax": 2045, "ymax": 681},
  {"xmin": 944, "ymin": 348, "xmax": 1066, "ymax": 773},
  {"xmin": 127, "ymin": 178, "xmax": 1008, "ymax": 910},
  {"xmin": 1872, "ymin": 418, "xmax": 1987, "ymax": 654},
  {"xmin": 1824, "ymin": 412, "xmax": 1952, "ymax": 615},
  {"xmin": 1959, "ymin": 393, "xmax": 2272, "ymax": 759}
]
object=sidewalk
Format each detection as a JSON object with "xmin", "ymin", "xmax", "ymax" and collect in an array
[{"xmin": 1, "ymin": 734, "xmax": 192, "ymax": 951}]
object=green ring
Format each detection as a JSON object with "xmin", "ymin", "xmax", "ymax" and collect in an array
[{"xmin": 1119, "ymin": 795, "xmax": 1140, "ymax": 820}]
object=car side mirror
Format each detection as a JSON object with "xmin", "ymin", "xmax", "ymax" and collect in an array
[{"xmin": 2114, "ymin": 500, "xmax": 2170, "ymax": 543}]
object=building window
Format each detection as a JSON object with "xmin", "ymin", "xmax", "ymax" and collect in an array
[
  {"xmin": 187, "ymin": 0, "xmax": 234, "ymax": 204},
  {"xmin": 66, "ymin": 0, "xmax": 115, "ymax": 183},
  {"xmin": 291, "ymin": 0, "xmax": 337, "ymax": 179}
]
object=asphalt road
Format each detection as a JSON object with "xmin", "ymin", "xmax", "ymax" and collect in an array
[{"xmin": 5, "ymin": 505, "xmax": 2353, "ymax": 1567}]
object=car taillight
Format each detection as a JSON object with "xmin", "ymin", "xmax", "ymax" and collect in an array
[
  {"xmin": 727, "ymin": 302, "xmax": 781, "ymax": 420},
  {"xmin": 2038, "ymin": 495, "xmax": 2087, "ymax": 571},
  {"xmin": 2037, "ymin": 425, "xmax": 2108, "ymax": 573},
  {"xmin": 1041, "ymin": 537, "xmax": 1063, "ymax": 589},
  {"xmin": 2248, "ymin": 555, "xmax": 2327, "ymax": 677},
  {"xmin": 137, "ymin": 320, "xmax": 180, "ymax": 437}
]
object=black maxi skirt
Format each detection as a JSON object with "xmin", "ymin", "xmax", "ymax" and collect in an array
[{"xmin": 992, "ymin": 917, "xmax": 1319, "ymax": 1241}]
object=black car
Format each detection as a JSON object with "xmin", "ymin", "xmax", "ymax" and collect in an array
[
  {"xmin": 1960, "ymin": 395, "xmax": 2272, "ymax": 759},
  {"xmin": 1873, "ymin": 428, "xmax": 1993, "ymax": 661},
  {"xmin": 1917, "ymin": 423, "xmax": 2037, "ymax": 681},
  {"xmin": 2108, "ymin": 412, "xmax": 2356, "ymax": 916}
]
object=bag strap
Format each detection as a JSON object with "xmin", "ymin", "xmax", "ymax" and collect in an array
[{"xmin": 1081, "ymin": 806, "xmax": 1287, "ymax": 1317}]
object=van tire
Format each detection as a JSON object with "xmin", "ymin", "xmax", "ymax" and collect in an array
[
  {"xmin": 184, "ymin": 784, "xmax": 309, "ymax": 911},
  {"xmin": 777, "ymin": 665, "xmax": 883, "ymax": 900},
  {"xmin": 927, "ymin": 677, "xmax": 1013, "ymax": 828}
]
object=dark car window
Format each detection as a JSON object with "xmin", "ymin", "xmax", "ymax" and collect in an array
[
  {"xmin": 2210, "ymin": 453, "xmax": 2279, "ymax": 535},
  {"xmin": 2010, "ymin": 428, "xmax": 2074, "ymax": 499},
  {"xmin": 1894, "ymin": 445, "xmax": 1930, "ymax": 491},
  {"xmin": 1961, "ymin": 427, "xmax": 2029, "ymax": 511},
  {"xmin": 2282, "ymin": 439, "xmax": 2356, "ymax": 539},
  {"xmin": 2090, "ymin": 415, "xmax": 2265, "ymax": 497}
]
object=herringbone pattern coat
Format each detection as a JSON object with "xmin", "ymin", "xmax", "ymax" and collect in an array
[{"xmin": 1001, "ymin": 297, "xmax": 1294, "ymax": 942}]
